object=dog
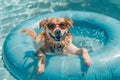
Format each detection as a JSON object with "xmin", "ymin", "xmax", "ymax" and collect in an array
[{"xmin": 21, "ymin": 17, "xmax": 92, "ymax": 74}]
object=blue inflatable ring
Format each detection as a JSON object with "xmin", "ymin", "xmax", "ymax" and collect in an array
[{"xmin": 3, "ymin": 11, "xmax": 120, "ymax": 80}]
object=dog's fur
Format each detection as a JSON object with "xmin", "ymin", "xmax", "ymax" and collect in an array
[{"xmin": 21, "ymin": 17, "xmax": 92, "ymax": 74}]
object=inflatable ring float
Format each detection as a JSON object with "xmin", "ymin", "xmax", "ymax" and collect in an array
[{"xmin": 3, "ymin": 11, "xmax": 120, "ymax": 80}]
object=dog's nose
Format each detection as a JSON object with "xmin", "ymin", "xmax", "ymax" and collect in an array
[{"xmin": 55, "ymin": 30, "xmax": 61, "ymax": 36}]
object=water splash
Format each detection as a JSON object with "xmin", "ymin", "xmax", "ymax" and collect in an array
[{"xmin": 73, "ymin": 36, "xmax": 104, "ymax": 52}]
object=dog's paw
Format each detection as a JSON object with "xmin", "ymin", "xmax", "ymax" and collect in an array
[
  {"xmin": 84, "ymin": 57, "xmax": 92, "ymax": 66},
  {"xmin": 21, "ymin": 28, "xmax": 31, "ymax": 34},
  {"xmin": 36, "ymin": 64, "xmax": 45, "ymax": 74}
]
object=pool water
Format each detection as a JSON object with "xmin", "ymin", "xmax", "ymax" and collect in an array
[
  {"xmin": 68, "ymin": 20, "xmax": 108, "ymax": 53},
  {"xmin": 0, "ymin": 0, "xmax": 120, "ymax": 80}
]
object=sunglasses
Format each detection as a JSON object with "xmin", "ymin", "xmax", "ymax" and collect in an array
[{"xmin": 47, "ymin": 22, "xmax": 67, "ymax": 30}]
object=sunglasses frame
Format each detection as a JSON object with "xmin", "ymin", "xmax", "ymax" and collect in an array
[{"xmin": 47, "ymin": 22, "xmax": 68, "ymax": 30}]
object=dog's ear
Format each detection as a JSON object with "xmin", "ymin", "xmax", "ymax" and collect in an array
[
  {"xmin": 64, "ymin": 18, "xmax": 73, "ymax": 27},
  {"xmin": 39, "ymin": 18, "xmax": 48, "ymax": 28}
]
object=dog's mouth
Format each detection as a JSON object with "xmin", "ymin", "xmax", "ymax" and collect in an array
[{"xmin": 49, "ymin": 32, "xmax": 66, "ymax": 42}]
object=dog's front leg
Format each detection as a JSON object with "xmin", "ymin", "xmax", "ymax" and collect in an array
[
  {"xmin": 36, "ymin": 49, "xmax": 45, "ymax": 74},
  {"xmin": 76, "ymin": 48, "xmax": 92, "ymax": 66},
  {"xmin": 21, "ymin": 28, "xmax": 37, "ymax": 40},
  {"xmin": 67, "ymin": 44, "xmax": 92, "ymax": 66}
]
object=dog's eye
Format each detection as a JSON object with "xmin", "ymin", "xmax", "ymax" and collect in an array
[
  {"xmin": 59, "ymin": 23, "xmax": 66, "ymax": 27},
  {"xmin": 47, "ymin": 23, "xmax": 55, "ymax": 29},
  {"xmin": 59, "ymin": 23, "xmax": 67, "ymax": 29}
]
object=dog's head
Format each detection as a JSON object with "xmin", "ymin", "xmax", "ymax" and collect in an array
[{"xmin": 39, "ymin": 17, "xmax": 73, "ymax": 42}]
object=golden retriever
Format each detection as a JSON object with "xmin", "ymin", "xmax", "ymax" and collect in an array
[{"xmin": 21, "ymin": 17, "xmax": 92, "ymax": 74}]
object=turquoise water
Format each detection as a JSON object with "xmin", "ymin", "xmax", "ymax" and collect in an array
[{"xmin": 0, "ymin": 0, "xmax": 120, "ymax": 80}]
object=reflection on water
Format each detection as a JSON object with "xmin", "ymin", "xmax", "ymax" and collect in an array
[{"xmin": 0, "ymin": 0, "xmax": 120, "ymax": 80}]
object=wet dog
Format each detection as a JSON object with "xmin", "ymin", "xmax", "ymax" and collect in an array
[{"xmin": 21, "ymin": 17, "xmax": 92, "ymax": 74}]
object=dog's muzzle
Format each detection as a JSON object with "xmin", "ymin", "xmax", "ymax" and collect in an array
[{"xmin": 49, "ymin": 32, "xmax": 67, "ymax": 41}]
